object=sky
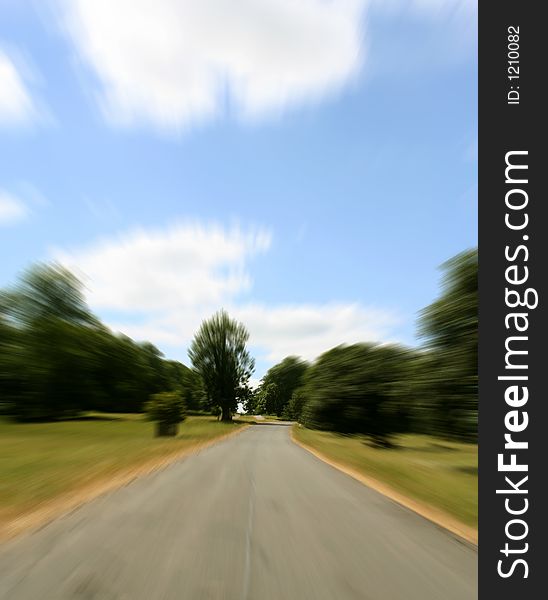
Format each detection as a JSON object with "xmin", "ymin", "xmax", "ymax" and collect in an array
[{"xmin": 0, "ymin": 0, "xmax": 477, "ymax": 380}]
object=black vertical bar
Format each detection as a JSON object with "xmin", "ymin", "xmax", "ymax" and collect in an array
[{"xmin": 479, "ymin": 1, "xmax": 545, "ymax": 598}]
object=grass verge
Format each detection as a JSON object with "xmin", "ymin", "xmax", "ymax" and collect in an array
[
  {"xmin": 292, "ymin": 426, "xmax": 477, "ymax": 543},
  {"xmin": 0, "ymin": 414, "xmax": 247, "ymax": 540}
]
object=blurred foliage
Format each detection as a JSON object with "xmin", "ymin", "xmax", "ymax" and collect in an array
[
  {"xmin": 417, "ymin": 249, "xmax": 478, "ymax": 441},
  {"xmin": 0, "ymin": 262, "xmax": 97, "ymax": 327},
  {"xmin": 258, "ymin": 382, "xmax": 281, "ymax": 416},
  {"xmin": 189, "ymin": 310, "xmax": 254, "ymax": 422},
  {"xmin": 145, "ymin": 391, "xmax": 186, "ymax": 425},
  {"xmin": 301, "ymin": 344, "xmax": 414, "ymax": 446},
  {"xmin": 0, "ymin": 263, "xmax": 205, "ymax": 421},
  {"xmin": 1, "ymin": 249, "xmax": 477, "ymax": 441},
  {"xmin": 282, "ymin": 388, "xmax": 307, "ymax": 421},
  {"xmin": 251, "ymin": 356, "xmax": 309, "ymax": 417},
  {"xmin": 293, "ymin": 249, "xmax": 477, "ymax": 444}
]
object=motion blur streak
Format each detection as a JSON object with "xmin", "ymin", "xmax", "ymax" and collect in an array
[
  {"xmin": 0, "ymin": 424, "xmax": 477, "ymax": 600},
  {"xmin": 0, "ymin": 263, "xmax": 206, "ymax": 421}
]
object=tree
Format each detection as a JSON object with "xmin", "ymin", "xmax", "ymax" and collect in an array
[
  {"xmin": 0, "ymin": 264, "xmax": 99, "ymax": 420},
  {"xmin": 262, "ymin": 382, "xmax": 282, "ymax": 416},
  {"xmin": 418, "ymin": 249, "xmax": 477, "ymax": 441},
  {"xmin": 88, "ymin": 331, "xmax": 155, "ymax": 413},
  {"xmin": 0, "ymin": 262, "xmax": 197, "ymax": 420},
  {"xmin": 235, "ymin": 377, "xmax": 254, "ymax": 415},
  {"xmin": 0, "ymin": 262, "xmax": 97, "ymax": 328},
  {"xmin": 259, "ymin": 356, "xmax": 308, "ymax": 416},
  {"xmin": 163, "ymin": 361, "xmax": 207, "ymax": 412},
  {"xmin": 247, "ymin": 388, "xmax": 266, "ymax": 415},
  {"xmin": 188, "ymin": 310, "xmax": 255, "ymax": 422},
  {"xmin": 283, "ymin": 388, "xmax": 307, "ymax": 421},
  {"xmin": 301, "ymin": 344, "xmax": 414, "ymax": 446}
]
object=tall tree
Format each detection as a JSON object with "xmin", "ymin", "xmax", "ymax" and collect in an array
[
  {"xmin": 418, "ymin": 249, "xmax": 478, "ymax": 440},
  {"xmin": 188, "ymin": 310, "xmax": 254, "ymax": 421}
]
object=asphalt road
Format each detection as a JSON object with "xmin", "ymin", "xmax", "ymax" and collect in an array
[{"xmin": 0, "ymin": 424, "xmax": 477, "ymax": 600}]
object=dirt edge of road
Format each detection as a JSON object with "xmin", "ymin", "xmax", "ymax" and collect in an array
[
  {"xmin": 290, "ymin": 428, "xmax": 478, "ymax": 547},
  {"xmin": 0, "ymin": 424, "xmax": 249, "ymax": 543}
]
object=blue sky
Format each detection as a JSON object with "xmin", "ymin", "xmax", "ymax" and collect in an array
[{"xmin": 0, "ymin": 0, "xmax": 477, "ymax": 379}]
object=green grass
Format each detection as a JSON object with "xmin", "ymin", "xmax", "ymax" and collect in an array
[
  {"xmin": 294, "ymin": 426, "xmax": 477, "ymax": 528},
  {"xmin": 0, "ymin": 415, "xmax": 246, "ymax": 523},
  {"xmin": 233, "ymin": 414, "xmax": 286, "ymax": 423},
  {"xmin": 233, "ymin": 414, "xmax": 257, "ymax": 422}
]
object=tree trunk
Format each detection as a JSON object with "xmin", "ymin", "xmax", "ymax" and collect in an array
[
  {"xmin": 221, "ymin": 405, "xmax": 232, "ymax": 422},
  {"xmin": 155, "ymin": 422, "xmax": 178, "ymax": 437}
]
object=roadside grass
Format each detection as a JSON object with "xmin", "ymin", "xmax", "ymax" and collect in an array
[
  {"xmin": 233, "ymin": 414, "xmax": 257, "ymax": 423},
  {"xmin": 234, "ymin": 415, "xmax": 285, "ymax": 423},
  {"xmin": 293, "ymin": 426, "xmax": 477, "ymax": 528},
  {"xmin": 0, "ymin": 415, "xmax": 246, "ymax": 526}
]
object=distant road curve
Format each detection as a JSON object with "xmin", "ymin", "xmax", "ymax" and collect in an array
[{"xmin": 0, "ymin": 424, "xmax": 477, "ymax": 600}]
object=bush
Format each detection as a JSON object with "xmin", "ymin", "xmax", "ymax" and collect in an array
[
  {"xmin": 145, "ymin": 391, "xmax": 186, "ymax": 425},
  {"xmin": 301, "ymin": 344, "xmax": 413, "ymax": 447}
]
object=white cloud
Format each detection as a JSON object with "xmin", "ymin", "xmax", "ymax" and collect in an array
[
  {"xmin": 104, "ymin": 301, "xmax": 400, "ymax": 365},
  {"xmin": 0, "ymin": 192, "xmax": 29, "ymax": 225},
  {"xmin": 54, "ymin": 222, "xmax": 272, "ymax": 312},
  {"xmin": 0, "ymin": 50, "xmax": 36, "ymax": 125},
  {"xmin": 55, "ymin": 0, "xmax": 366, "ymax": 132},
  {"xmin": 53, "ymin": 221, "xmax": 401, "ymax": 370},
  {"xmin": 233, "ymin": 303, "xmax": 400, "ymax": 362},
  {"xmin": 53, "ymin": 0, "xmax": 474, "ymax": 133}
]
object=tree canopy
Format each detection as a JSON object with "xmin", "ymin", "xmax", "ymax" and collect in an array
[
  {"xmin": 293, "ymin": 248, "xmax": 478, "ymax": 443},
  {"xmin": 0, "ymin": 263, "xmax": 202, "ymax": 421},
  {"xmin": 256, "ymin": 356, "xmax": 308, "ymax": 417},
  {"xmin": 189, "ymin": 310, "xmax": 254, "ymax": 421},
  {"xmin": 301, "ymin": 344, "xmax": 414, "ymax": 446},
  {"xmin": 1, "ymin": 248, "xmax": 477, "ymax": 441},
  {"xmin": 418, "ymin": 248, "xmax": 478, "ymax": 440}
]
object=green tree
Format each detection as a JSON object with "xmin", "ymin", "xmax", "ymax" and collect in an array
[
  {"xmin": 283, "ymin": 388, "xmax": 307, "ymax": 421},
  {"xmin": 261, "ymin": 382, "xmax": 282, "ymax": 416},
  {"xmin": 259, "ymin": 356, "xmax": 308, "ymax": 416},
  {"xmin": 0, "ymin": 264, "xmax": 99, "ymax": 420},
  {"xmin": 242, "ymin": 385, "xmax": 259, "ymax": 415},
  {"xmin": 188, "ymin": 310, "xmax": 255, "ymax": 422},
  {"xmin": 251, "ymin": 389, "xmax": 267, "ymax": 415},
  {"xmin": 302, "ymin": 344, "xmax": 414, "ymax": 446},
  {"xmin": 0, "ymin": 262, "xmax": 195, "ymax": 420},
  {"xmin": 163, "ymin": 361, "xmax": 207, "ymax": 412},
  {"xmin": 0, "ymin": 262, "xmax": 97, "ymax": 327},
  {"xmin": 418, "ymin": 249, "xmax": 478, "ymax": 441},
  {"xmin": 88, "ymin": 331, "xmax": 155, "ymax": 413}
]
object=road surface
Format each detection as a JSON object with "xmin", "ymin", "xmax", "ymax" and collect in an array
[{"xmin": 0, "ymin": 424, "xmax": 477, "ymax": 599}]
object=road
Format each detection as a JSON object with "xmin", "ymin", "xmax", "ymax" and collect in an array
[{"xmin": 0, "ymin": 424, "xmax": 477, "ymax": 599}]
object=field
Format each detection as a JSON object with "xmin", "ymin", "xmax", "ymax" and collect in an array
[
  {"xmin": 293, "ymin": 427, "xmax": 477, "ymax": 529},
  {"xmin": 0, "ymin": 414, "xmax": 246, "ymax": 533}
]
